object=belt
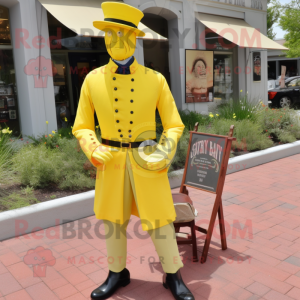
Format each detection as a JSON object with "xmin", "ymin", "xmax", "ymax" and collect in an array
[{"xmin": 101, "ymin": 138, "xmax": 157, "ymax": 148}]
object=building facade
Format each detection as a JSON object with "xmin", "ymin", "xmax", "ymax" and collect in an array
[{"xmin": 1, "ymin": 0, "xmax": 284, "ymax": 137}]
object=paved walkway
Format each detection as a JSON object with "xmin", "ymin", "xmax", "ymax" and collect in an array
[{"xmin": 0, "ymin": 154, "xmax": 300, "ymax": 300}]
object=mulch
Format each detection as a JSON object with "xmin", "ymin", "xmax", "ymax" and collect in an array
[{"xmin": 0, "ymin": 183, "xmax": 94, "ymax": 212}]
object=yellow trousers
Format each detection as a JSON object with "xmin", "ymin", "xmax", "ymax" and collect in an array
[{"xmin": 102, "ymin": 151, "xmax": 183, "ymax": 274}]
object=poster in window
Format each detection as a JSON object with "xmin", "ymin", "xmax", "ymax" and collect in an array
[
  {"xmin": 53, "ymin": 64, "xmax": 66, "ymax": 86},
  {"xmin": 7, "ymin": 97, "xmax": 15, "ymax": 107},
  {"xmin": 253, "ymin": 52, "xmax": 261, "ymax": 82},
  {"xmin": 185, "ymin": 50, "xmax": 214, "ymax": 103},
  {"xmin": 9, "ymin": 110, "xmax": 16, "ymax": 120}
]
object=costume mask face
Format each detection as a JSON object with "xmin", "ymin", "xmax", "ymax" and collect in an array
[{"xmin": 105, "ymin": 27, "xmax": 136, "ymax": 61}]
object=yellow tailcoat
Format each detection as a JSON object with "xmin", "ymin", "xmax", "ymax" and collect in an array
[{"xmin": 72, "ymin": 57, "xmax": 185, "ymax": 231}]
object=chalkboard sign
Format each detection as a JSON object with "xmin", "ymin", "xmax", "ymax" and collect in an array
[
  {"xmin": 184, "ymin": 133, "xmax": 227, "ymax": 193},
  {"xmin": 178, "ymin": 125, "xmax": 235, "ymax": 264}
]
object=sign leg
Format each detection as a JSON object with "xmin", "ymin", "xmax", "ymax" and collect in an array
[
  {"xmin": 201, "ymin": 197, "xmax": 220, "ymax": 263},
  {"xmin": 218, "ymin": 200, "xmax": 227, "ymax": 250}
]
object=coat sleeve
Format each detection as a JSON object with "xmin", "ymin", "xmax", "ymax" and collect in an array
[
  {"xmin": 71, "ymin": 73, "xmax": 102, "ymax": 168},
  {"xmin": 156, "ymin": 74, "xmax": 185, "ymax": 166}
]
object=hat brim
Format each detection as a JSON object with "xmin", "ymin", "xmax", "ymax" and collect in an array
[{"xmin": 93, "ymin": 21, "xmax": 146, "ymax": 37}]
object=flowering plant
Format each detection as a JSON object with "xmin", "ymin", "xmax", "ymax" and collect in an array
[
  {"xmin": 26, "ymin": 122, "xmax": 61, "ymax": 149},
  {"xmin": 0, "ymin": 125, "xmax": 13, "ymax": 152},
  {"xmin": 258, "ymin": 107, "xmax": 300, "ymax": 143},
  {"xmin": 212, "ymin": 94, "xmax": 262, "ymax": 121}
]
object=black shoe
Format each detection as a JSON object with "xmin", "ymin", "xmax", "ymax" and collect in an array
[
  {"xmin": 90, "ymin": 268, "xmax": 130, "ymax": 299},
  {"xmin": 163, "ymin": 269, "xmax": 195, "ymax": 300}
]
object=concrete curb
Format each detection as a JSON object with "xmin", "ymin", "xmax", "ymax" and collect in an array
[
  {"xmin": 1, "ymin": 141, "xmax": 300, "ymax": 241},
  {"xmin": 225, "ymin": 140, "xmax": 300, "ymax": 175},
  {"xmin": 0, "ymin": 191, "xmax": 95, "ymax": 242}
]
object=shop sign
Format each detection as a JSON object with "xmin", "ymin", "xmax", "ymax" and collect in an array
[
  {"xmin": 209, "ymin": 0, "xmax": 264, "ymax": 11},
  {"xmin": 184, "ymin": 133, "xmax": 226, "ymax": 192}
]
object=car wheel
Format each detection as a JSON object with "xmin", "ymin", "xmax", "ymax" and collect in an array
[{"xmin": 279, "ymin": 96, "xmax": 292, "ymax": 108}]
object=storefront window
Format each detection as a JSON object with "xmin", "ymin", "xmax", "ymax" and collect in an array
[
  {"xmin": 48, "ymin": 10, "xmax": 110, "ymax": 126},
  {"xmin": 0, "ymin": 5, "xmax": 19, "ymax": 135},
  {"xmin": 279, "ymin": 60, "xmax": 298, "ymax": 77},
  {"xmin": 0, "ymin": 6, "xmax": 11, "ymax": 45},
  {"xmin": 214, "ymin": 53, "xmax": 233, "ymax": 101},
  {"xmin": 205, "ymin": 28, "xmax": 238, "ymax": 102},
  {"xmin": 0, "ymin": 50, "xmax": 19, "ymax": 134},
  {"xmin": 51, "ymin": 53, "xmax": 71, "ymax": 129}
]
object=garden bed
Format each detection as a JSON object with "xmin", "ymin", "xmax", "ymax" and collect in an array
[
  {"xmin": 0, "ymin": 183, "xmax": 93, "ymax": 212},
  {"xmin": 0, "ymin": 140, "xmax": 291, "ymax": 213},
  {"xmin": 1, "ymin": 100, "xmax": 300, "ymax": 212}
]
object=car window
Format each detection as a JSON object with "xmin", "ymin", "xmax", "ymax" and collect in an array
[
  {"xmin": 287, "ymin": 79, "xmax": 298, "ymax": 87},
  {"xmin": 296, "ymin": 80, "xmax": 300, "ymax": 87}
]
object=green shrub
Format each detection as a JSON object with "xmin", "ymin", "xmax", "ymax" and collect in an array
[
  {"xmin": 286, "ymin": 123, "xmax": 300, "ymax": 140},
  {"xmin": 57, "ymin": 138, "xmax": 97, "ymax": 190},
  {"xmin": 0, "ymin": 127, "xmax": 16, "ymax": 196},
  {"xmin": 27, "ymin": 130, "xmax": 62, "ymax": 149},
  {"xmin": 211, "ymin": 96, "xmax": 262, "ymax": 122},
  {"xmin": 178, "ymin": 109, "xmax": 211, "ymax": 131},
  {"xmin": 233, "ymin": 119, "xmax": 273, "ymax": 151},
  {"xmin": 168, "ymin": 128, "xmax": 190, "ymax": 173},
  {"xmin": 257, "ymin": 107, "xmax": 300, "ymax": 143},
  {"xmin": 58, "ymin": 127, "xmax": 73, "ymax": 139},
  {"xmin": 11, "ymin": 138, "xmax": 95, "ymax": 190},
  {"xmin": 278, "ymin": 132, "xmax": 296, "ymax": 143},
  {"xmin": 193, "ymin": 118, "xmax": 273, "ymax": 152},
  {"xmin": 0, "ymin": 125, "xmax": 14, "ymax": 153}
]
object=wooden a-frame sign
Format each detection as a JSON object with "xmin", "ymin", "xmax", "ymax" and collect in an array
[{"xmin": 179, "ymin": 123, "xmax": 236, "ymax": 263}]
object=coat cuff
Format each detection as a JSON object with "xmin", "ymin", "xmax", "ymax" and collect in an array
[
  {"xmin": 157, "ymin": 127, "xmax": 184, "ymax": 163},
  {"xmin": 73, "ymin": 129, "xmax": 102, "ymax": 168}
]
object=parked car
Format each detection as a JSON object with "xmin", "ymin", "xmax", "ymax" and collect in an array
[
  {"xmin": 268, "ymin": 76, "xmax": 300, "ymax": 108},
  {"xmin": 277, "ymin": 75, "xmax": 289, "ymax": 81},
  {"xmin": 268, "ymin": 80, "xmax": 277, "ymax": 91},
  {"xmin": 267, "ymin": 75, "xmax": 290, "ymax": 91}
]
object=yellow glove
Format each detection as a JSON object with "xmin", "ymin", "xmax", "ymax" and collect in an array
[
  {"xmin": 145, "ymin": 135, "xmax": 176, "ymax": 171},
  {"xmin": 145, "ymin": 150, "xmax": 168, "ymax": 171},
  {"xmin": 91, "ymin": 145, "xmax": 113, "ymax": 167}
]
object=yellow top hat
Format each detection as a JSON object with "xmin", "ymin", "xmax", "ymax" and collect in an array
[{"xmin": 93, "ymin": 2, "xmax": 145, "ymax": 37}]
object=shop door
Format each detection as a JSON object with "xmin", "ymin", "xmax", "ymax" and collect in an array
[
  {"xmin": 51, "ymin": 53, "xmax": 72, "ymax": 130},
  {"xmin": 213, "ymin": 53, "xmax": 234, "ymax": 102}
]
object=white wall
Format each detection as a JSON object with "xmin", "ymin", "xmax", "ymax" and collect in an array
[
  {"xmin": 9, "ymin": 0, "xmax": 57, "ymax": 138},
  {"xmin": 244, "ymin": 9, "xmax": 268, "ymax": 104}
]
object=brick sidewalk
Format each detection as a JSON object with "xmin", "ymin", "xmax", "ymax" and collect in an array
[{"xmin": 0, "ymin": 154, "xmax": 300, "ymax": 300}]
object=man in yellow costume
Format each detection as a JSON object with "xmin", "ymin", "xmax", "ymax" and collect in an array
[{"xmin": 72, "ymin": 2, "xmax": 195, "ymax": 300}]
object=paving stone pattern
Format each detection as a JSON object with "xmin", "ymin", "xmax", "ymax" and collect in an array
[{"xmin": 0, "ymin": 154, "xmax": 300, "ymax": 299}]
